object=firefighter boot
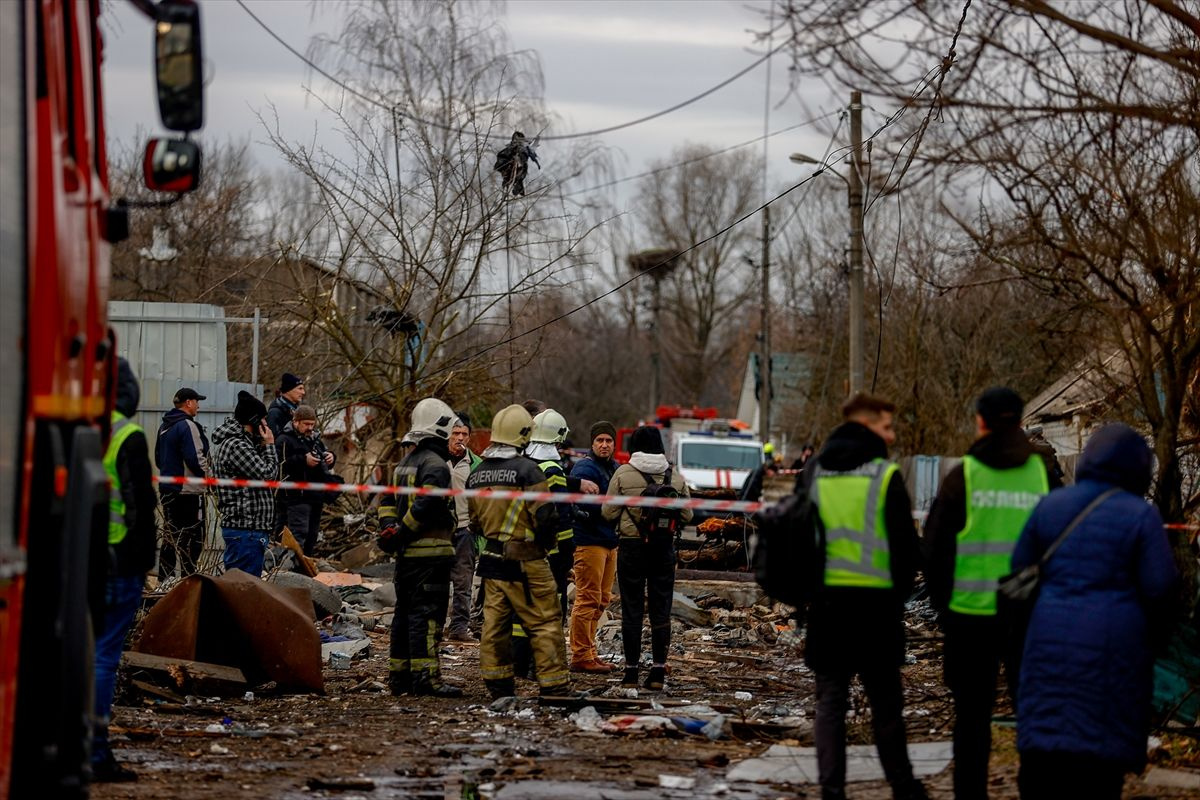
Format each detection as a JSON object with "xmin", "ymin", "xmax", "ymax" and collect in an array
[
  {"xmin": 485, "ymin": 678, "xmax": 516, "ymax": 700},
  {"xmin": 411, "ymin": 673, "xmax": 464, "ymax": 698},
  {"xmin": 388, "ymin": 671, "xmax": 412, "ymax": 697}
]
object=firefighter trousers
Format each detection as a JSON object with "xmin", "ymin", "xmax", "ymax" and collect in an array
[
  {"xmin": 390, "ymin": 555, "xmax": 453, "ymax": 689},
  {"xmin": 480, "ymin": 557, "xmax": 569, "ymax": 695}
]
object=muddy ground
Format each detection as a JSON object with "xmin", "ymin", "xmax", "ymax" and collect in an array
[{"xmin": 94, "ymin": 585, "xmax": 1198, "ymax": 800}]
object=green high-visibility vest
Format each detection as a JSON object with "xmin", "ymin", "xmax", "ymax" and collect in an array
[
  {"xmin": 103, "ymin": 411, "xmax": 143, "ymax": 545},
  {"xmin": 814, "ymin": 458, "xmax": 898, "ymax": 589},
  {"xmin": 950, "ymin": 454, "xmax": 1049, "ymax": 615}
]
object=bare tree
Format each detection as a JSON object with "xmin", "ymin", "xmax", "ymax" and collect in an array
[
  {"xmin": 258, "ymin": 0, "xmax": 609, "ymax": 461},
  {"xmin": 633, "ymin": 144, "xmax": 762, "ymax": 409}
]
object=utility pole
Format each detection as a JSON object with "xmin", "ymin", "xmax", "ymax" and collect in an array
[
  {"xmin": 649, "ymin": 276, "xmax": 662, "ymax": 418},
  {"xmin": 759, "ymin": 204, "xmax": 772, "ymax": 444},
  {"xmin": 848, "ymin": 90, "xmax": 865, "ymax": 395}
]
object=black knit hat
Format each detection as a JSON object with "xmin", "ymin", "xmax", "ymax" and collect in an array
[
  {"xmin": 234, "ymin": 390, "xmax": 268, "ymax": 426},
  {"xmin": 280, "ymin": 372, "xmax": 304, "ymax": 393},
  {"xmin": 589, "ymin": 420, "xmax": 616, "ymax": 442},
  {"xmin": 976, "ymin": 386, "xmax": 1024, "ymax": 430},
  {"xmin": 628, "ymin": 425, "xmax": 664, "ymax": 455}
]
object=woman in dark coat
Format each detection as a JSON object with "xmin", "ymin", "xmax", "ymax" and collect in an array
[{"xmin": 1011, "ymin": 423, "xmax": 1178, "ymax": 800}]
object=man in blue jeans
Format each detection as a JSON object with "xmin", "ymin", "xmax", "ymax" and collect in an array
[
  {"xmin": 210, "ymin": 391, "xmax": 279, "ymax": 576},
  {"xmin": 93, "ymin": 358, "xmax": 158, "ymax": 781}
]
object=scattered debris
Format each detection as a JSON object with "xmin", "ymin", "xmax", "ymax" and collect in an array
[{"xmin": 727, "ymin": 741, "xmax": 954, "ymax": 784}]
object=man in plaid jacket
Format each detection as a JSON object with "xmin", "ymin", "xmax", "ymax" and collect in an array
[{"xmin": 211, "ymin": 391, "xmax": 279, "ymax": 576}]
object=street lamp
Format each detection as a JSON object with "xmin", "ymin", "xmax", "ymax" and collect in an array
[{"xmin": 789, "ymin": 141, "xmax": 865, "ymax": 395}]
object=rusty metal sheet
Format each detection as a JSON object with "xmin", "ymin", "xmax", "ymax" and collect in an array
[{"xmin": 135, "ymin": 571, "xmax": 324, "ymax": 693}]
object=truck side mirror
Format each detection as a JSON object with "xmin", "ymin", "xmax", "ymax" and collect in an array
[
  {"xmin": 155, "ymin": 0, "xmax": 204, "ymax": 132},
  {"xmin": 143, "ymin": 137, "xmax": 201, "ymax": 193}
]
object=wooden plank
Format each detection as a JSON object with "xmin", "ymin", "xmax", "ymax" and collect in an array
[
  {"xmin": 675, "ymin": 569, "xmax": 756, "ymax": 582},
  {"xmin": 122, "ymin": 651, "xmax": 248, "ymax": 688}
]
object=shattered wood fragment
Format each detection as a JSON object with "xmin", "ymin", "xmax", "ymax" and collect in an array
[{"xmin": 122, "ymin": 651, "xmax": 248, "ymax": 694}]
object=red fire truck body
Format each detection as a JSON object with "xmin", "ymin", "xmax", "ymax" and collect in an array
[{"xmin": 0, "ymin": 1, "xmax": 202, "ymax": 794}]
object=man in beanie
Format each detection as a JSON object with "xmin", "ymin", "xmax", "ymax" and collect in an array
[
  {"xmin": 266, "ymin": 372, "xmax": 306, "ymax": 437},
  {"xmin": 603, "ymin": 425, "xmax": 691, "ymax": 690},
  {"xmin": 566, "ymin": 420, "xmax": 619, "ymax": 673},
  {"xmin": 276, "ymin": 404, "xmax": 336, "ymax": 555},
  {"xmin": 923, "ymin": 387, "xmax": 1058, "ymax": 800},
  {"xmin": 210, "ymin": 390, "xmax": 278, "ymax": 576}
]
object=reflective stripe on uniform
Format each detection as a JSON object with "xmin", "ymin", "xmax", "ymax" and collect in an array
[{"xmin": 950, "ymin": 454, "xmax": 1048, "ymax": 615}]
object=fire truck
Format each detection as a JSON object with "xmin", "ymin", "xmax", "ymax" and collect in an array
[{"xmin": 0, "ymin": 1, "xmax": 203, "ymax": 794}]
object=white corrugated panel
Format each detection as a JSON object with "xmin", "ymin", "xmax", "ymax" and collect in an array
[{"xmin": 109, "ymin": 301, "xmax": 229, "ymax": 383}]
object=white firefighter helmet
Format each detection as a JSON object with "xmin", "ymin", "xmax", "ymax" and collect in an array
[
  {"xmin": 530, "ymin": 409, "xmax": 569, "ymax": 444},
  {"xmin": 490, "ymin": 404, "xmax": 534, "ymax": 448},
  {"xmin": 409, "ymin": 397, "xmax": 458, "ymax": 442}
]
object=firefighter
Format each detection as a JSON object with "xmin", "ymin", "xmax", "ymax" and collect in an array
[
  {"xmin": 511, "ymin": 409, "xmax": 600, "ymax": 678},
  {"xmin": 468, "ymin": 404, "xmax": 571, "ymax": 699},
  {"xmin": 923, "ymin": 387, "xmax": 1054, "ymax": 800},
  {"xmin": 378, "ymin": 398, "xmax": 463, "ymax": 698}
]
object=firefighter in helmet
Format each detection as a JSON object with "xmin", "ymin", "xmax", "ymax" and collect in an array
[
  {"xmin": 468, "ymin": 404, "xmax": 570, "ymax": 698},
  {"xmin": 379, "ymin": 398, "xmax": 463, "ymax": 697}
]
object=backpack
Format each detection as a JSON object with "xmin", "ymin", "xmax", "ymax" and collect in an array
[
  {"xmin": 751, "ymin": 469, "xmax": 824, "ymax": 609},
  {"xmin": 632, "ymin": 467, "xmax": 683, "ymax": 542}
]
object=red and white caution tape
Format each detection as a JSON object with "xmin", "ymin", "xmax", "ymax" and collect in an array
[{"xmin": 155, "ymin": 475, "xmax": 765, "ymax": 514}]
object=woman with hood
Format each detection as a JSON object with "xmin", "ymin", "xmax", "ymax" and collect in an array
[
  {"xmin": 602, "ymin": 426, "xmax": 692, "ymax": 690},
  {"xmin": 1011, "ymin": 423, "xmax": 1178, "ymax": 800}
]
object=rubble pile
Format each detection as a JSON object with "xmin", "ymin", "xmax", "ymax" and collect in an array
[{"xmin": 99, "ymin": 576, "xmax": 1200, "ymax": 800}]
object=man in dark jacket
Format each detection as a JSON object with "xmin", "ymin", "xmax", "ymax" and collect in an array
[
  {"xmin": 378, "ymin": 397, "xmax": 462, "ymax": 698},
  {"xmin": 567, "ymin": 421, "xmax": 619, "ymax": 673},
  {"xmin": 210, "ymin": 391, "xmax": 278, "ymax": 576},
  {"xmin": 805, "ymin": 393, "xmax": 928, "ymax": 800},
  {"xmin": 494, "ymin": 131, "xmax": 540, "ymax": 197},
  {"xmin": 93, "ymin": 359, "xmax": 158, "ymax": 781},
  {"xmin": 923, "ymin": 387, "xmax": 1055, "ymax": 800},
  {"xmin": 155, "ymin": 387, "xmax": 210, "ymax": 578},
  {"xmin": 276, "ymin": 404, "xmax": 336, "ymax": 555},
  {"xmin": 265, "ymin": 372, "xmax": 305, "ymax": 437}
]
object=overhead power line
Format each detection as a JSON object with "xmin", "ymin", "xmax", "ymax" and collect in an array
[
  {"xmin": 563, "ymin": 111, "xmax": 842, "ymax": 196},
  {"xmin": 236, "ymin": 0, "xmax": 782, "ymax": 143}
]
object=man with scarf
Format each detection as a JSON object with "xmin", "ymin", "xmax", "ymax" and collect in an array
[{"xmin": 378, "ymin": 398, "xmax": 463, "ymax": 698}]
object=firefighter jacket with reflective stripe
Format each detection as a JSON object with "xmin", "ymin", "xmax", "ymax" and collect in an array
[
  {"xmin": 105, "ymin": 412, "xmax": 144, "ymax": 545},
  {"xmin": 467, "ymin": 455, "xmax": 558, "ymax": 557},
  {"xmin": 813, "ymin": 458, "xmax": 898, "ymax": 589},
  {"xmin": 538, "ymin": 460, "xmax": 575, "ymax": 548},
  {"xmin": 950, "ymin": 454, "xmax": 1049, "ymax": 615},
  {"xmin": 380, "ymin": 442, "xmax": 456, "ymax": 558}
]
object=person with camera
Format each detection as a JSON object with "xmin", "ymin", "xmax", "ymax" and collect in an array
[
  {"xmin": 276, "ymin": 404, "xmax": 336, "ymax": 556},
  {"xmin": 210, "ymin": 391, "xmax": 279, "ymax": 577},
  {"xmin": 602, "ymin": 426, "xmax": 691, "ymax": 690}
]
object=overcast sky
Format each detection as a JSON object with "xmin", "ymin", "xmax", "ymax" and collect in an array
[{"xmin": 100, "ymin": 0, "xmax": 853, "ymax": 210}]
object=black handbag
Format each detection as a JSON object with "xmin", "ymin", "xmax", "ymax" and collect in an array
[{"xmin": 997, "ymin": 488, "xmax": 1120, "ymax": 609}]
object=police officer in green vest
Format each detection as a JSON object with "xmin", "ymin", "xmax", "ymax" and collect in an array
[
  {"xmin": 93, "ymin": 358, "xmax": 158, "ymax": 781},
  {"xmin": 804, "ymin": 393, "xmax": 929, "ymax": 800},
  {"xmin": 924, "ymin": 387, "xmax": 1056, "ymax": 800}
]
